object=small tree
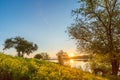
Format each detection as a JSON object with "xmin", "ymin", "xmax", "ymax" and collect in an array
[
  {"xmin": 56, "ymin": 50, "xmax": 68, "ymax": 65},
  {"xmin": 3, "ymin": 36, "xmax": 38, "ymax": 57},
  {"xmin": 34, "ymin": 54, "xmax": 43, "ymax": 59},
  {"xmin": 40, "ymin": 52, "xmax": 49, "ymax": 60}
]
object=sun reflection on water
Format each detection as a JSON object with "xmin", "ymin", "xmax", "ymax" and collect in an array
[{"xmin": 69, "ymin": 59, "xmax": 74, "ymax": 64}]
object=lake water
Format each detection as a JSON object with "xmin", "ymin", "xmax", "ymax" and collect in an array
[
  {"xmin": 49, "ymin": 59, "xmax": 120, "ymax": 75},
  {"xmin": 48, "ymin": 59, "xmax": 91, "ymax": 72}
]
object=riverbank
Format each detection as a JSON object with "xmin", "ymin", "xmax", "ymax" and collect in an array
[{"xmin": 0, "ymin": 53, "xmax": 108, "ymax": 80}]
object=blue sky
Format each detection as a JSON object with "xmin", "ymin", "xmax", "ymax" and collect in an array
[{"xmin": 0, "ymin": 0, "xmax": 78, "ymax": 57}]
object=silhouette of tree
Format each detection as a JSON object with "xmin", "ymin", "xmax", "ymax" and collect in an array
[
  {"xmin": 3, "ymin": 36, "xmax": 38, "ymax": 57},
  {"xmin": 34, "ymin": 54, "xmax": 43, "ymax": 59}
]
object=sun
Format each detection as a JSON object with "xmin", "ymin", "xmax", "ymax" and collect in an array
[{"xmin": 68, "ymin": 53, "xmax": 74, "ymax": 57}]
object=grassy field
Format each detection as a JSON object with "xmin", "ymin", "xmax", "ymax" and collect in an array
[{"xmin": 0, "ymin": 53, "xmax": 107, "ymax": 80}]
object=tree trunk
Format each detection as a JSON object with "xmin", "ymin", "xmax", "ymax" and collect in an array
[
  {"xmin": 58, "ymin": 55, "xmax": 64, "ymax": 65},
  {"xmin": 21, "ymin": 54, "xmax": 23, "ymax": 57},
  {"xmin": 21, "ymin": 52, "xmax": 24, "ymax": 57},
  {"xmin": 111, "ymin": 59, "xmax": 119, "ymax": 76},
  {"xmin": 18, "ymin": 51, "xmax": 21, "ymax": 57}
]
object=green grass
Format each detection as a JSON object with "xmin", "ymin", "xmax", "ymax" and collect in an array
[{"xmin": 0, "ymin": 53, "xmax": 107, "ymax": 80}]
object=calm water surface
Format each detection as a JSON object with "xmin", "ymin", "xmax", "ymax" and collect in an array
[
  {"xmin": 49, "ymin": 59, "xmax": 91, "ymax": 71},
  {"xmin": 49, "ymin": 59, "xmax": 120, "ymax": 75}
]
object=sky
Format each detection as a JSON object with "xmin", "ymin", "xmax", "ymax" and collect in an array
[{"xmin": 0, "ymin": 0, "xmax": 79, "ymax": 58}]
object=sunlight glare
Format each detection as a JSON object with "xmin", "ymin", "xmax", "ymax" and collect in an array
[
  {"xmin": 70, "ymin": 59, "xmax": 74, "ymax": 63},
  {"xmin": 68, "ymin": 53, "xmax": 74, "ymax": 57}
]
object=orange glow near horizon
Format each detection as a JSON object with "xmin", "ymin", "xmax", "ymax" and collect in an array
[
  {"xmin": 68, "ymin": 53, "xmax": 75, "ymax": 57},
  {"xmin": 69, "ymin": 59, "xmax": 74, "ymax": 63}
]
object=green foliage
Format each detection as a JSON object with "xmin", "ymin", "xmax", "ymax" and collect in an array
[
  {"xmin": 34, "ymin": 54, "xmax": 43, "ymax": 59},
  {"xmin": 0, "ymin": 53, "xmax": 107, "ymax": 80},
  {"xmin": 34, "ymin": 52, "xmax": 49, "ymax": 60},
  {"xmin": 3, "ymin": 36, "xmax": 38, "ymax": 57},
  {"xmin": 40, "ymin": 52, "xmax": 50, "ymax": 60},
  {"xmin": 68, "ymin": 0, "xmax": 120, "ymax": 75},
  {"xmin": 90, "ymin": 54, "xmax": 111, "ymax": 76},
  {"xmin": 56, "ymin": 50, "xmax": 68, "ymax": 65}
]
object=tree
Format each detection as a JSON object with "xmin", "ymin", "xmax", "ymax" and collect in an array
[
  {"xmin": 68, "ymin": 0, "xmax": 120, "ymax": 75},
  {"xmin": 34, "ymin": 54, "xmax": 43, "ymax": 59},
  {"xmin": 40, "ymin": 52, "xmax": 50, "ymax": 60},
  {"xmin": 3, "ymin": 36, "xmax": 38, "ymax": 57},
  {"xmin": 56, "ymin": 50, "xmax": 68, "ymax": 65}
]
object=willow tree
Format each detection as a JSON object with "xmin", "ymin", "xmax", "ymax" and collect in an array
[
  {"xmin": 68, "ymin": 0, "xmax": 120, "ymax": 75},
  {"xmin": 3, "ymin": 37, "xmax": 38, "ymax": 57}
]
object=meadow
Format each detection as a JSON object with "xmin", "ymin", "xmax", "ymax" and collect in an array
[{"xmin": 0, "ymin": 53, "xmax": 107, "ymax": 80}]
